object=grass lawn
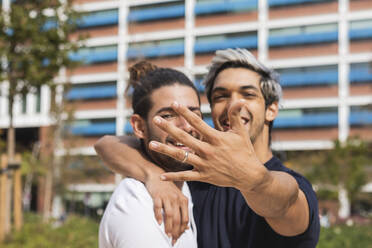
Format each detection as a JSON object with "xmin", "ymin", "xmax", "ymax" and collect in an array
[
  {"xmin": 318, "ymin": 222, "xmax": 372, "ymax": 248},
  {"xmin": 1, "ymin": 213, "xmax": 371, "ymax": 247},
  {"xmin": 0, "ymin": 213, "xmax": 99, "ymax": 248}
]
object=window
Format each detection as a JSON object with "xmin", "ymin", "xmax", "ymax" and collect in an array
[
  {"xmin": 350, "ymin": 105, "xmax": 372, "ymax": 126},
  {"xmin": 195, "ymin": 0, "xmax": 257, "ymax": 16},
  {"xmin": 70, "ymin": 118, "xmax": 116, "ymax": 136},
  {"xmin": 275, "ymin": 107, "xmax": 338, "ymax": 128},
  {"xmin": 77, "ymin": 9, "xmax": 118, "ymax": 29},
  {"xmin": 127, "ymin": 39, "xmax": 184, "ymax": 59},
  {"xmin": 277, "ymin": 65, "xmax": 338, "ymax": 87},
  {"xmin": 129, "ymin": 1, "xmax": 185, "ymax": 23},
  {"xmin": 66, "ymin": 82, "xmax": 117, "ymax": 101},
  {"xmin": 70, "ymin": 45, "xmax": 117, "ymax": 64},
  {"xmin": 269, "ymin": 23, "xmax": 338, "ymax": 47},
  {"xmin": 195, "ymin": 32, "xmax": 257, "ymax": 54},
  {"xmin": 349, "ymin": 19, "xmax": 372, "ymax": 40},
  {"xmin": 350, "ymin": 63, "xmax": 372, "ymax": 83}
]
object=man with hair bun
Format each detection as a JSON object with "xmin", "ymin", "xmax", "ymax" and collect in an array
[
  {"xmin": 99, "ymin": 61, "xmax": 200, "ymax": 248},
  {"xmin": 96, "ymin": 49, "xmax": 320, "ymax": 247}
]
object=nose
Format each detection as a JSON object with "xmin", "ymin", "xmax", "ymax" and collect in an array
[
  {"xmin": 226, "ymin": 92, "xmax": 242, "ymax": 111},
  {"xmin": 176, "ymin": 116, "xmax": 193, "ymax": 134}
]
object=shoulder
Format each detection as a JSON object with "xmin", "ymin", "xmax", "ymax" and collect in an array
[
  {"xmin": 99, "ymin": 179, "xmax": 158, "ymax": 247},
  {"xmin": 265, "ymin": 157, "xmax": 315, "ymax": 194}
]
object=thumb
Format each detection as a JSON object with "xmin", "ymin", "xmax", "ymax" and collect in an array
[{"xmin": 227, "ymin": 99, "xmax": 247, "ymax": 135}]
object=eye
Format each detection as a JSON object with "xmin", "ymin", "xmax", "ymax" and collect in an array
[
  {"xmin": 160, "ymin": 113, "xmax": 175, "ymax": 119},
  {"xmin": 193, "ymin": 111, "xmax": 203, "ymax": 118},
  {"xmin": 242, "ymin": 92, "xmax": 256, "ymax": 98},
  {"xmin": 212, "ymin": 94, "xmax": 227, "ymax": 101}
]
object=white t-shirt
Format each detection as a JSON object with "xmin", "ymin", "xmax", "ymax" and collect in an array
[{"xmin": 99, "ymin": 178, "xmax": 197, "ymax": 248}]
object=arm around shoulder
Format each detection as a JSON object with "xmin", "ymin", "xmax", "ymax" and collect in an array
[{"xmin": 94, "ymin": 135, "xmax": 163, "ymax": 182}]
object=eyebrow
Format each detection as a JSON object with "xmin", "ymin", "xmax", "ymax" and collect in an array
[
  {"xmin": 212, "ymin": 85, "xmax": 260, "ymax": 94},
  {"xmin": 155, "ymin": 106, "xmax": 201, "ymax": 115}
]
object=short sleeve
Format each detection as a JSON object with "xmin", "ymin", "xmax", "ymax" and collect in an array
[{"xmin": 291, "ymin": 172, "xmax": 320, "ymax": 242}]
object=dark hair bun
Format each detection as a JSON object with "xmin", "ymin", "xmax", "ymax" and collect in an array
[{"xmin": 128, "ymin": 61, "xmax": 157, "ymax": 88}]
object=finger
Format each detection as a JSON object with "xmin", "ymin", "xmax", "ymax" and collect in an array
[
  {"xmin": 153, "ymin": 116, "xmax": 205, "ymax": 154},
  {"xmin": 171, "ymin": 102, "xmax": 218, "ymax": 141},
  {"xmin": 171, "ymin": 203, "xmax": 181, "ymax": 241},
  {"xmin": 153, "ymin": 197, "xmax": 163, "ymax": 225},
  {"xmin": 180, "ymin": 197, "xmax": 189, "ymax": 233},
  {"xmin": 163, "ymin": 200, "xmax": 173, "ymax": 238},
  {"xmin": 228, "ymin": 99, "xmax": 249, "ymax": 136},
  {"xmin": 149, "ymin": 141, "xmax": 204, "ymax": 168},
  {"xmin": 161, "ymin": 170, "xmax": 202, "ymax": 182}
]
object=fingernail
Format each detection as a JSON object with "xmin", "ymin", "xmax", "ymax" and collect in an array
[
  {"xmin": 239, "ymin": 99, "xmax": 246, "ymax": 103},
  {"xmin": 172, "ymin": 101, "xmax": 179, "ymax": 108},
  {"xmin": 150, "ymin": 141, "xmax": 158, "ymax": 148},
  {"xmin": 154, "ymin": 116, "xmax": 162, "ymax": 124},
  {"xmin": 160, "ymin": 175, "xmax": 166, "ymax": 180},
  {"xmin": 167, "ymin": 233, "xmax": 172, "ymax": 238}
]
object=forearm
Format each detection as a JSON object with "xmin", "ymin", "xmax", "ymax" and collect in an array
[
  {"xmin": 239, "ymin": 170, "xmax": 308, "ymax": 236},
  {"xmin": 240, "ymin": 170, "xmax": 298, "ymax": 218},
  {"xmin": 94, "ymin": 135, "xmax": 164, "ymax": 182}
]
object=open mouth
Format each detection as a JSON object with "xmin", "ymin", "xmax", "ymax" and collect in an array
[
  {"xmin": 167, "ymin": 139, "xmax": 193, "ymax": 152},
  {"xmin": 220, "ymin": 116, "xmax": 249, "ymax": 131}
]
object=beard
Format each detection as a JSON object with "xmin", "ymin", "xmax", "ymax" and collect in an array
[
  {"xmin": 148, "ymin": 148, "xmax": 193, "ymax": 173},
  {"xmin": 143, "ymin": 131, "xmax": 193, "ymax": 173}
]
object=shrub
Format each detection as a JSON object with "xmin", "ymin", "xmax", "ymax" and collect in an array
[
  {"xmin": 318, "ymin": 223, "xmax": 372, "ymax": 248},
  {"xmin": 1, "ymin": 213, "xmax": 99, "ymax": 248}
]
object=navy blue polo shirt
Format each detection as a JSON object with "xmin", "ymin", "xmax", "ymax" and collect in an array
[{"xmin": 188, "ymin": 156, "xmax": 320, "ymax": 248}]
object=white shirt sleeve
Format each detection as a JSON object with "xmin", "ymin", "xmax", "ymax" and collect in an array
[{"xmin": 99, "ymin": 179, "xmax": 197, "ymax": 248}]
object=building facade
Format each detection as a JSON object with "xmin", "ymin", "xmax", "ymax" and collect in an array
[{"xmin": 1, "ymin": 0, "xmax": 372, "ymax": 209}]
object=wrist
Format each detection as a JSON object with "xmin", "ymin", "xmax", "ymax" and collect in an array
[
  {"xmin": 143, "ymin": 163, "xmax": 165, "ymax": 185},
  {"xmin": 237, "ymin": 164, "xmax": 272, "ymax": 193}
]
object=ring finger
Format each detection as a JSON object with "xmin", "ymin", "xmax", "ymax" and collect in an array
[{"xmin": 149, "ymin": 141, "xmax": 203, "ymax": 168}]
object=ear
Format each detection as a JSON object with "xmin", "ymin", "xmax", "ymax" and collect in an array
[
  {"xmin": 130, "ymin": 114, "xmax": 147, "ymax": 139},
  {"xmin": 265, "ymin": 101, "xmax": 279, "ymax": 122}
]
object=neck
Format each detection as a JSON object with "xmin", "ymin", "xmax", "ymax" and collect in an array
[
  {"xmin": 141, "ymin": 141, "xmax": 185, "ymax": 190},
  {"xmin": 253, "ymin": 126, "xmax": 273, "ymax": 164}
]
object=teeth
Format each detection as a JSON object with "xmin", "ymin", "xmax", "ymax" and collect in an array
[
  {"xmin": 175, "ymin": 142, "xmax": 184, "ymax": 146},
  {"xmin": 222, "ymin": 118, "xmax": 248, "ymax": 126}
]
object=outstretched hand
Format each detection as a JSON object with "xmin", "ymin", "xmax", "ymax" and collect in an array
[{"xmin": 149, "ymin": 100, "xmax": 268, "ymax": 191}]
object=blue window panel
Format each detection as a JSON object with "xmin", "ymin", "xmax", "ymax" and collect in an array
[
  {"xmin": 127, "ymin": 43, "xmax": 184, "ymax": 59},
  {"xmin": 70, "ymin": 48, "xmax": 117, "ymax": 64},
  {"xmin": 269, "ymin": 0, "xmax": 328, "ymax": 7},
  {"xmin": 204, "ymin": 117, "xmax": 214, "ymax": 128},
  {"xmin": 350, "ymin": 111, "xmax": 372, "ymax": 125},
  {"xmin": 280, "ymin": 70, "xmax": 338, "ymax": 87},
  {"xmin": 194, "ymin": 78, "xmax": 205, "ymax": 92},
  {"xmin": 269, "ymin": 31, "xmax": 338, "ymax": 47},
  {"xmin": 128, "ymin": 5, "xmax": 184, "ymax": 22},
  {"xmin": 349, "ymin": 28, "xmax": 372, "ymax": 40},
  {"xmin": 274, "ymin": 112, "xmax": 338, "ymax": 128},
  {"xmin": 66, "ymin": 85, "xmax": 117, "ymax": 100},
  {"xmin": 124, "ymin": 122, "xmax": 133, "ymax": 134},
  {"xmin": 195, "ymin": 0, "xmax": 257, "ymax": 15},
  {"xmin": 78, "ymin": 10, "xmax": 118, "ymax": 28},
  {"xmin": 70, "ymin": 122, "xmax": 116, "ymax": 136},
  {"xmin": 195, "ymin": 36, "xmax": 257, "ymax": 53},
  {"xmin": 350, "ymin": 65, "xmax": 372, "ymax": 83}
]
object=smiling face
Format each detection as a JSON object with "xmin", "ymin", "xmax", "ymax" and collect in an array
[
  {"xmin": 131, "ymin": 84, "xmax": 202, "ymax": 172},
  {"xmin": 210, "ymin": 67, "xmax": 278, "ymax": 148}
]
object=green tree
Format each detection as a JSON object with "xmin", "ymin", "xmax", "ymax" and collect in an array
[
  {"xmin": 307, "ymin": 137, "xmax": 370, "ymax": 218},
  {"xmin": 0, "ymin": 0, "xmax": 80, "ymax": 164}
]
